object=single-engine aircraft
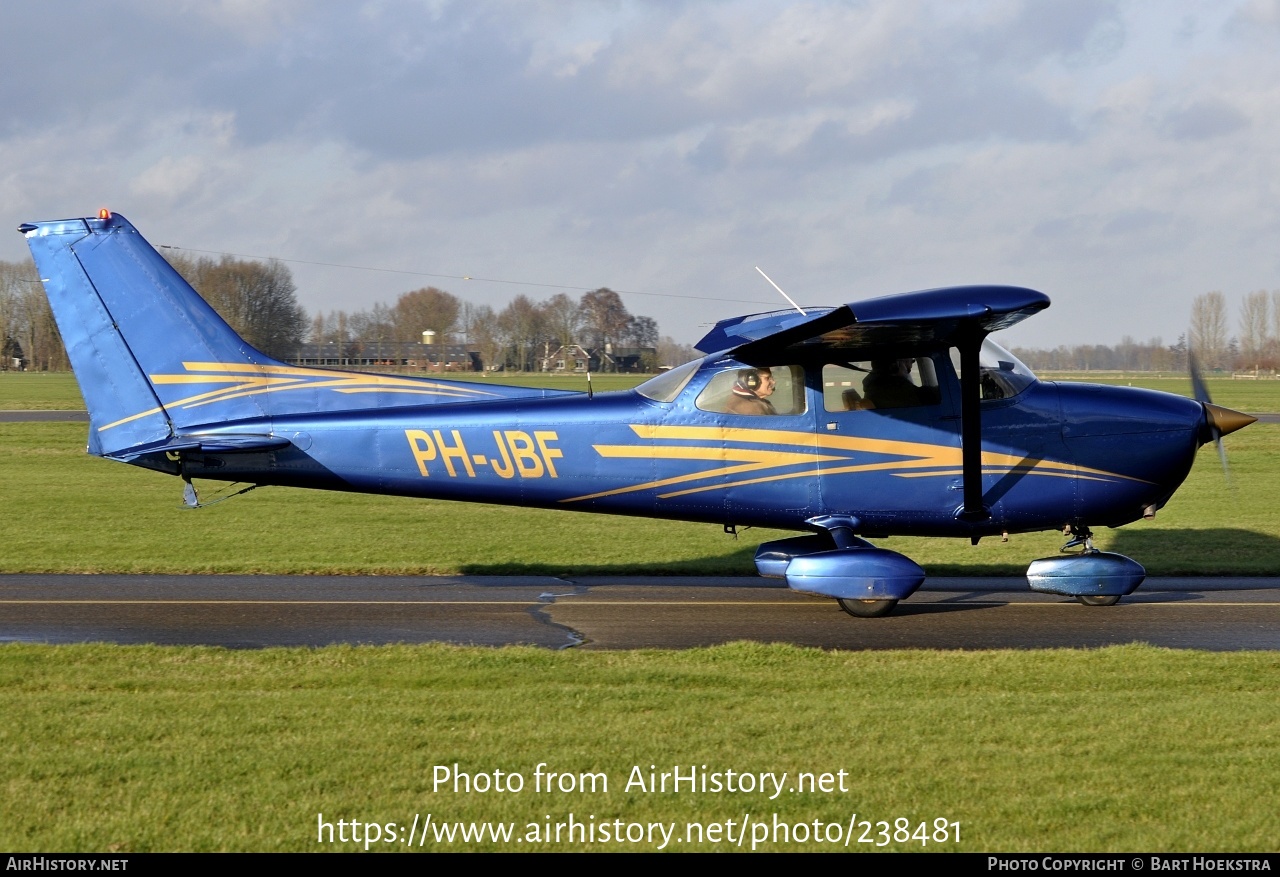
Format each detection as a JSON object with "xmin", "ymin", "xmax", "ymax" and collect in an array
[{"xmin": 20, "ymin": 211, "xmax": 1255, "ymax": 617}]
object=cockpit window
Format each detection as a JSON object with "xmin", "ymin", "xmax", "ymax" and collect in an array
[
  {"xmin": 635, "ymin": 358, "xmax": 701, "ymax": 403},
  {"xmin": 950, "ymin": 339, "xmax": 1037, "ymax": 401},
  {"xmin": 822, "ymin": 357, "xmax": 942, "ymax": 412},
  {"xmin": 695, "ymin": 364, "xmax": 805, "ymax": 416}
]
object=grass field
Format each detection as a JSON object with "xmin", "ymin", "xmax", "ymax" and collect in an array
[
  {"xmin": 2, "ymin": 642, "xmax": 1278, "ymax": 852},
  {"xmin": 0, "ymin": 371, "xmax": 85, "ymax": 409},
  {"xmin": 2, "ymin": 371, "xmax": 1278, "ymax": 853}
]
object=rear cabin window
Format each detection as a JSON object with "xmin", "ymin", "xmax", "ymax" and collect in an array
[{"xmin": 822, "ymin": 358, "xmax": 942, "ymax": 412}]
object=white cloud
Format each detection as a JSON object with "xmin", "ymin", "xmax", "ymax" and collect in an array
[{"xmin": 7, "ymin": 0, "xmax": 1280, "ymax": 349}]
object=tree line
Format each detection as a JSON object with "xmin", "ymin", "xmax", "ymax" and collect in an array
[
  {"xmin": 0, "ymin": 252, "xmax": 698, "ymax": 372},
  {"xmin": 1013, "ymin": 290, "xmax": 1280, "ymax": 374},
  {"xmin": 1010, "ymin": 336, "xmax": 1183, "ymax": 373},
  {"xmin": 308, "ymin": 285, "xmax": 687, "ymax": 372},
  {"xmin": 5, "ymin": 252, "xmax": 1276, "ymax": 376}
]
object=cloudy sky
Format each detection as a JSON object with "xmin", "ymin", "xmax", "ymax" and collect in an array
[{"xmin": 4, "ymin": 0, "xmax": 1279, "ymax": 350}]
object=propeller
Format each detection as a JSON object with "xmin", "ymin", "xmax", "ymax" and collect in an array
[{"xmin": 1188, "ymin": 353, "xmax": 1256, "ymax": 482}]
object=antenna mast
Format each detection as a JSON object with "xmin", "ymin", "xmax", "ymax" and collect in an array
[{"xmin": 755, "ymin": 267, "xmax": 806, "ymax": 315}]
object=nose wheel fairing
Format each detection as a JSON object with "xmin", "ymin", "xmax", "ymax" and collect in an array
[{"xmin": 1025, "ymin": 551, "xmax": 1146, "ymax": 601}]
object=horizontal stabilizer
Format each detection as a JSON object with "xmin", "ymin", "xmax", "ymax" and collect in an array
[{"xmin": 106, "ymin": 433, "xmax": 294, "ymax": 462}]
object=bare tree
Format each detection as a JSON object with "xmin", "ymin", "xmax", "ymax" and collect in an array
[
  {"xmin": 0, "ymin": 260, "xmax": 24, "ymax": 369},
  {"xmin": 1238, "ymin": 290, "xmax": 1270, "ymax": 369},
  {"xmin": 167, "ymin": 254, "xmax": 308, "ymax": 360},
  {"xmin": 578, "ymin": 288, "xmax": 631, "ymax": 370},
  {"xmin": 497, "ymin": 295, "xmax": 545, "ymax": 371},
  {"xmin": 1189, "ymin": 291, "xmax": 1229, "ymax": 371},
  {"xmin": 1270, "ymin": 290, "xmax": 1280, "ymax": 367},
  {"xmin": 657, "ymin": 335, "xmax": 699, "ymax": 369},
  {"xmin": 392, "ymin": 286, "xmax": 460, "ymax": 345},
  {"xmin": 345, "ymin": 302, "xmax": 396, "ymax": 360},
  {"xmin": 0, "ymin": 259, "xmax": 68, "ymax": 371},
  {"xmin": 625, "ymin": 315, "xmax": 659, "ymax": 348},
  {"xmin": 461, "ymin": 303, "xmax": 504, "ymax": 371},
  {"xmin": 539, "ymin": 292, "xmax": 580, "ymax": 350}
]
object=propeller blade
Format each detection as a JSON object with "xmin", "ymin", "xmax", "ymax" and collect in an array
[
  {"xmin": 1189, "ymin": 352, "xmax": 1211, "ymax": 405},
  {"xmin": 1188, "ymin": 354, "xmax": 1255, "ymax": 483}
]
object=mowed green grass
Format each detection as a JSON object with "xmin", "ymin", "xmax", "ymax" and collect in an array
[
  {"xmin": 1048, "ymin": 373, "xmax": 1280, "ymax": 415},
  {"xmin": 0, "ymin": 371, "xmax": 85, "ymax": 409},
  {"xmin": 2, "ymin": 642, "xmax": 1278, "ymax": 852}
]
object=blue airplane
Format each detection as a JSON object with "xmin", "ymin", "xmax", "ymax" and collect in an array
[{"xmin": 20, "ymin": 211, "xmax": 1255, "ymax": 617}]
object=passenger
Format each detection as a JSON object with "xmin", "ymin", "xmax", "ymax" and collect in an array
[
  {"xmin": 724, "ymin": 367, "xmax": 777, "ymax": 415},
  {"xmin": 863, "ymin": 358, "xmax": 930, "ymax": 409}
]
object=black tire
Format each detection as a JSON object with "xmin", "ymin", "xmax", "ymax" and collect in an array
[
  {"xmin": 1077, "ymin": 594, "xmax": 1120, "ymax": 607},
  {"xmin": 837, "ymin": 598, "xmax": 898, "ymax": 618}
]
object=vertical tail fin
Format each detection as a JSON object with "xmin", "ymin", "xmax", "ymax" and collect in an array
[
  {"xmin": 20, "ymin": 212, "xmax": 277, "ymax": 456},
  {"xmin": 21, "ymin": 211, "xmax": 578, "ymax": 460}
]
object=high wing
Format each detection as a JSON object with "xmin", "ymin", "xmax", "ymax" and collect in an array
[
  {"xmin": 697, "ymin": 285, "xmax": 1050, "ymax": 522},
  {"xmin": 696, "ymin": 285, "xmax": 1049, "ymax": 361}
]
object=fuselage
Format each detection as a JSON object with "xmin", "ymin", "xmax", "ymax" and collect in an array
[{"xmin": 163, "ymin": 346, "xmax": 1207, "ymax": 539}]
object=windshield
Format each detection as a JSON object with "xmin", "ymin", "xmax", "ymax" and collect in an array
[
  {"xmin": 635, "ymin": 357, "xmax": 701, "ymax": 402},
  {"xmin": 951, "ymin": 339, "xmax": 1037, "ymax": 401}
]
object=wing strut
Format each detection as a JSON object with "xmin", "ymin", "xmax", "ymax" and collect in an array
[{"xmin": 957, "ymin": 329, "xmax": 990, "ymax": 526}]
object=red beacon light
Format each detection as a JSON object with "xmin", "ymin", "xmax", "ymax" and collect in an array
[{"xmin": 98, "ymin": 208, "xmax": 111, "ymax": 220}]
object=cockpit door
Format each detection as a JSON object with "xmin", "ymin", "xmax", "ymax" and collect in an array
[{"xmin": 811, "ymin": 353, "xmax": 965, "ymax": 529}]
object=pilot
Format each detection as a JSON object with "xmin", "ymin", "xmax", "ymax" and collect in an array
[
  {"xmin": 724, "ymin": 367, "xmax": 777, "ymax": 415},
  {"xmin": 863, "ymin": 358, "xmax": 929, "ymax": 409}
]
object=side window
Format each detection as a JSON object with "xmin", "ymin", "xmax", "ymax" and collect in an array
[
  {"xmin": 822, "ymin": 358, "xmax": 941, "ymax": 412},
  {"xmin": 695, "ymin": 365, "xmax": 806, "ymax": 416}
]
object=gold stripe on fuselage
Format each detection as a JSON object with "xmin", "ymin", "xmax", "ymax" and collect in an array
[
  {"xmin": 99, "ymin": 362, "xmax": 504, "ymax": 432},
  {"xmin": 559, "ymin": 423, "xmax": 1148, "ymax": 503}
]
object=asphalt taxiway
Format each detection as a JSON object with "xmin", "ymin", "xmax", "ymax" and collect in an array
[{"xmin": 1, "ymin": 575, "xmax": 1277, "ymax": 651}]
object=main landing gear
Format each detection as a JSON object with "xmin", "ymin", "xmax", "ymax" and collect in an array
[
  {"xmin": 756, "ymin": 521, "xmax": 1147, "ymax": 618},
  {"xmin": 754, "ymin": 526, "xmax": 925, "ymax": 620}
]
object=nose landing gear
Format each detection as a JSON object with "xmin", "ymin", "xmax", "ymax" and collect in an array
[{"xmin": 1026, "ymin": 524, "xmax": 1146, "ymax": 607}]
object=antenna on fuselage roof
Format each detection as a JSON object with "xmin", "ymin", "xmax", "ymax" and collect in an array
[{"xmin": 754, "ymin": 267, "xmax": 806, "ymax": 316}]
